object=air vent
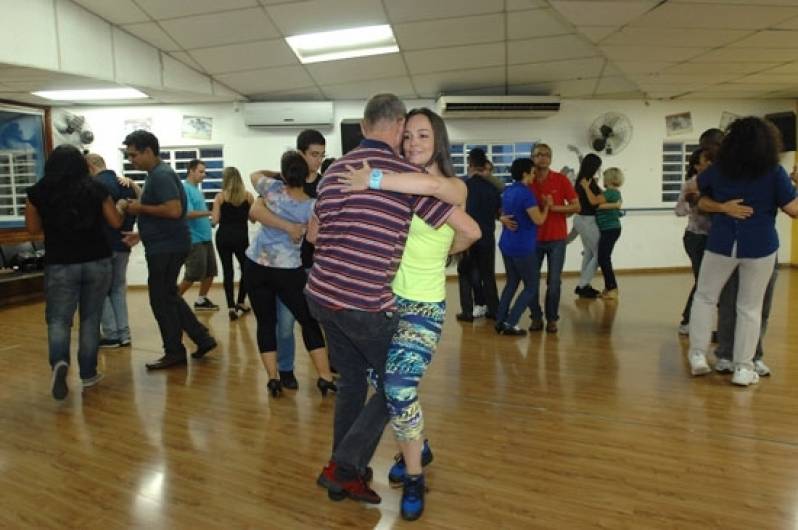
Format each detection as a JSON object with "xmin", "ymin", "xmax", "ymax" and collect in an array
[{"xmin": 436, "ymin": 96, "xmax": 560, "ymax": 119}]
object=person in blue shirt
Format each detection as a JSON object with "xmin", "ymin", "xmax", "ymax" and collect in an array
[
  {"xmin": 178, "ymin": 159, "xmax": 219, "ymax": 311},
  {"xmin": 495, "ymin": 158, "xmax": 551, "ymax": 335},
  {"xmin": 688, "ymin": 117, "xmax": 798, "ymax": 386}
]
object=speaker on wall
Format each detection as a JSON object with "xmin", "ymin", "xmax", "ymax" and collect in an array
[
  {"xmin": 340, "ymin": 121, "xmax": 364, "ymax": 155},
  {"xmin": 765, "ymin": 111, "xmax": 796, "ymax": 152}
]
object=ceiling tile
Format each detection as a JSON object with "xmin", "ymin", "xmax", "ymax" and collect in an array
[
  {"xmin": 404, "ymin": 43, "xmax": 504, "ymax": 75},
  {"xmin": 731, "ymin": 73, "xmax": 798, "ymax": 85},
  {"xmin": 550, "ymin": 1, "xmax": 660, "ymax": 27},
  {"xmin": 71, "ymin": 0, "xmax": 149, "ymax": 24},
  {"xmin": 248, "ymin": 86, "xmax": 326, "ymax": 101},
  {"xmin": 611, "ymin": 61, "xmax": 675, "ymax": 74},
  {"xmin": 394, "ymin": 14, "xmax": 503, "ymax": 51},
  {"xmin": 320, "ymin": 76, "xmax": 416, "ymax": 100},
  {"xmin": 577, "ymin": 26, "xmax": 618, "ymax": 44},
  {"xmin": 602, "ymin": 28, "xmax": 751, "ymax": 48},
  {"xmin": 594, "ymin": 76, "xmax": 639, "ymax": 95},
  {"xmin": 169, "ymin": 52, "xmax": 206, "ymax": 73},
  {"xmin": 507, "ymin": 9, "xmax": 573, "ymax": 40},
  {"xmin": 763, "ymin": 62, "xmax": 798, "ymax": 74},
  {"xmin": 120, "ymin": 22, "xmax": 181, "ymax": 51},
  {"xmin": 672, "ymin": 0, "xmax": 798, "ymax": 6},
  {"xmin": 383, "ymin": 0, "xmax": 502, "ymax": 24},
  {"xmin": 507, "ymin": 0, "xmax": 546, "ymax": 11},
  {"xmin": 508, "ymin": 78, "xmax": 599, "ymax": 98},
  {"xmin": 161, "ymin": 8, "xmax": 280, "ymax": 50},
  {"xmin": 631, "ymin": 73, "xmax": 739, "ymax": 85},
  {"xmin": 134, "ymin": 0, "xmax": 259, "ymax": 20},
  {"xmin": 728, "ymin": 30, "xmax": 798, "ymax": 49},
  {"xmin": 630, "ymin": 3, "xmax": 798, "ymax": 30},
  {"xmin": 599, "ymin": 45, "xmax": 707, "ymax": 63},
  {"xmin": 509, "ymin": 57, "xmax": 605, "ymax": 84},
  {"xmin": 266, "ymin": 0, "xmax": 386, "ymax": 36},
  {"xmin": 412, "ymin": 66, "xmax": 506, "ymax": 98},
  {"xmin": 508, "ymin": 35, "xmax": 599, "ymax": 65},
  {"xmin": 215, "ymin": 65, "xmax": 314, "ymax": 94},
  {"xmin": 306, "ymin": 54, "xmax": 406, "ymax": 85},
  {"xmin": 664, "ymin": 62, "xmax": 779, "ymax": 75},
  {"xmin": 190, "ymin": 40, "xmax": 297, "ymax": 74},
  {"xmin": 690, "ymin": 47, "xmax": 798, "ymax": 62}
]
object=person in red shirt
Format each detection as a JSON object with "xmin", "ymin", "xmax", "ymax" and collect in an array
[{"xmin": 504, "ymin": 143, "xmax": 579, "ymax": 332}]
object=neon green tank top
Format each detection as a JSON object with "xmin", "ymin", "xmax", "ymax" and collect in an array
[{"xmin": 392, "ymin": 214, "xmax": 455, "ymax": 303}]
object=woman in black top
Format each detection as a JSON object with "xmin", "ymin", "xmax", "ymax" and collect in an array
[
  {"xmin": 571, "ymin": 153, "xmax": 603, "ymax": 298},
  {"xmin": 25, "ymin": 145, "xmax": 123, "ymax": 400},
  {"xmin": 211, "ymin": 167, "xmax": 254, "ymax": 321}
]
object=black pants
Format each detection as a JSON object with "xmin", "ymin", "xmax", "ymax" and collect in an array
[
  {"xmin": 681, "ymin": 230, "xmax": 708, "ymax": 324},
  {"xmin": 308, "ymin": 297, "xmax": 399, "ymax": 474},
  {"xmin": 215, "ymin": 232, "xmax": 248, "ymax": 309},
  {"xmin": 457, "ymin": 242, "xmax": 498, "ymax": 316},
  {"xmin": 146, "ymin": 251, "xmax": 211, "ymax": 356},
  {"xmin": 597, "ymin": 228, "xmax": 621, "ymax": 291},
  {"xmin": 243, "ymin": 258, "xmax": 324, "ymax": 353}
]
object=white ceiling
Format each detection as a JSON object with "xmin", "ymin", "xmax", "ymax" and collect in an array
[{"xmin": 10, "ymin": 0, "xmax": 798, "ymax": 102}]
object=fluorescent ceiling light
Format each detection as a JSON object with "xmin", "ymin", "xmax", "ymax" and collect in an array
[
  {"xmin": 286, "ymin": 24, "xmax": 399, "ymax": 64},
  {"xmin": 32, "ymin": 88, "xmax": 149, "ymax": 101}
]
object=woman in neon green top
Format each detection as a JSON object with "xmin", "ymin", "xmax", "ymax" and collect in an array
[{"xmin": 342, "ymin": 108, "xmax": 479, "ymax": 521}]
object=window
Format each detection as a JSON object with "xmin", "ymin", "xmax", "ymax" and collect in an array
[
  {"xmin": 661, "ymin": 141, "xmax": 698, "ymax": 203},
  {"xmin": 450, "ymin": 142, "xmax": 536, "ymax": 186},
  {"xmin": 0, "ymin": 105, "xmax": 46, "ymax": 225},
  {"xmin": 121, "ymin": 145, "xmax": 225, "ymax": 207}
]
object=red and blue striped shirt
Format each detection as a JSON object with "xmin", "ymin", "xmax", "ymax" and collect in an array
[{"xmin": 305, "ymin": 139, "xmax": 454, "ymax": 312}]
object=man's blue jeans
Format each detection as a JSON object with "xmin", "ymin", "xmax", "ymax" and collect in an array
[
  {"xmin": 100, "ymin": 251, "xmax": 131, "ymax": 343},
  {"xmin": 497, "ymin": 253, "xmax": 538, "ymax": 327},
  {"xmin": 45, "ymin": 258, "xmax": 111, "ymax": 380},
  {"xmin": 529, "ymin": 239, "xmax": 566, "ymax": 322}
]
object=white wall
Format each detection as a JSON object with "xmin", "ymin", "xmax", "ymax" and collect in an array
[{"xmin": 73, "ymin": 98, "xmax": 796, "ymax": 286}]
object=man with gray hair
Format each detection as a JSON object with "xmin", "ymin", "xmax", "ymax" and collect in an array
[{"xmin": 308, "ymin": 94, "xmax": 456, "ymax": 504}]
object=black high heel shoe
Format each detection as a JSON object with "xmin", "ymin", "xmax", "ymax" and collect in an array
[
  {"xmin": 316, "ymin": 378, "xmax": 337, "ymax": 397},
  {"xmin": 235, "ymin": 303, "xmax": 251, "ymax": 314},
  {"xmin": 267, "ymin": 379, "xmax": 282, "ymax": 398}
]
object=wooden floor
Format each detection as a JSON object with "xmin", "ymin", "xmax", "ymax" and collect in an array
[{"xmin": 1, "ymin": 270, "xmax": 798, "ymax": 529}]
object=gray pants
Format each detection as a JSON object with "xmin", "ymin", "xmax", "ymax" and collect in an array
[
  {"xmin": 714, "ymin": 264, "xmax": 778, "ymax": 361},
  {"xmin": 689, "ymin": 250, "xmax": 777, "ymax": 370},
  {"xmin": 573, "ymin": 214, "xmax": 599, "ymax": 288}
]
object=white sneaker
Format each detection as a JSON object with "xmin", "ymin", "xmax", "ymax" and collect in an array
[
  {"xmin": 731, "ymin": 367, "xmax": 759, "ymax": 386},
  {"xmin": 473, "ymin": 305, "xmax": 487, "ymax": 318},
  {"xmin": 714, "ymin": 358, "xmax": 734, "ymax": 373},
  {"xmin": 688, "ymin": 352, "xmax": 711, "ymax": 376},
  {"xmin": 754, "ymin": 360, "xmax": 771, "ymax": 376},
  {"xmin": 678, "ymin": 323, "xmax": 689, "ymax": 336},
  {"xmin": 82, "ymin": 372, "xmax": 105, "ymax": 389}
]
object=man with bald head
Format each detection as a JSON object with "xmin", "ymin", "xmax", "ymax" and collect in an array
[{"xmin": 86, "ymin": 153, "xmax": 138, "ymax": 348}]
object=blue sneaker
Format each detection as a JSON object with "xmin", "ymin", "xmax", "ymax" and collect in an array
[
  {"xmin": 388, "ymin": 439, "xmax": 434, "ymax": 486},
  {"xmin": 401, "ymin": 474, "xmax": 426, "ymax": 521}
]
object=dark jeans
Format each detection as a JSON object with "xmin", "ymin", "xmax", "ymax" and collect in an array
[
  {"xmin": 215, "ymin": 233, "xmax": 248, "ymax": 309},
  {"xmin": 457, "ymin": 242, "xmax": 498, "ymax": 316},
  {"xmin": 529, "ymin": 239, "xmax": 566, "ymax": 322},
  {"xmin": 146, "ymin": 251, "xmax": 211, "ymax": 357},
  {"xmin": 308, "ymin": 297, "xmax": 399, "ymax": 474},
  {"xmin": 243, "ymin": 258, "xmax": 324, "ymax": 353},
  {"xmin": 597, "ymin": 228, "xmax": 622, "ymax": 291},
  {"xmin": 496, "ymin": 253, "xmax": 537, "ymax": 327},
  {"xmin": 681, "ymin": 230, "xmax": 707, "ymax": 324},
  {"xmin": 45, "ymin": 258, "xmax": 111, "ymax": 380},
  {"xmin": 714, "ymin": 263, "xmax": 778, "ymax": 362}
]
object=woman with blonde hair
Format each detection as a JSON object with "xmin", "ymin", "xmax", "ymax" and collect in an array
[{"xmin": 212, "ymin": 166, "xmax": 254, "ymax": 320}]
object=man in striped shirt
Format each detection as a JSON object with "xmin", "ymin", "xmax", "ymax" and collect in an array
[{"xmin": 310, "ymin": 94, "xmax": 454, "ymax": 504}]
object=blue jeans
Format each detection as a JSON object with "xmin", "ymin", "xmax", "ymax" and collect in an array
[
  {"xmin": 100, "ymin": 251, "xmax": 131, "ymax": 343},
  {"xmin": 497, "ymin": 253, "xmax": 537, "ymax": 327},
  {"xmin": 276, "ymin": 297, "xmax": 296, "ymax": 372},
  {"xmin": 529, "ymin": 239, "xmax": 566, "ymax": 322},
  {"xmin": 45, "ymin": 258, "xmax": 112, "ymax": 380}
]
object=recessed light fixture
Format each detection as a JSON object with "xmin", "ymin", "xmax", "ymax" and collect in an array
[
  {"xmin": 286, "ymin": 24, "xmax": 399, "ymax": 64},
  {"xmin": 32, "ymin": 88, "xmax": 149, "ymax": 101}
]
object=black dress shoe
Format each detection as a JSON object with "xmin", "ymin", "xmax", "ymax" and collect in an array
[
  {"xmin": 146, "ymin": 354, "xmax": 187, "ymax": 370},
  {"xmin": 191, "ymin": 338, "xmax": 217, "ymax": 359},
  {"xmin": 455, "ymin": 313, "xmax": 474, "ymax": 322},
  {"xmin": 279, "ymin": 370, "xmax": 299, "ymax": 390}
]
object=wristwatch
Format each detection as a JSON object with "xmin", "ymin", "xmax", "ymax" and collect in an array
[{"xmin": 368, "ymin": 168, "xmax": 383, "ymax": 190}]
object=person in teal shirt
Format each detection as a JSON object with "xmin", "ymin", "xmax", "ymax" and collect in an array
[{"xmin": 581, "ymin": 167, "xmax": 624, "ymax": 299}]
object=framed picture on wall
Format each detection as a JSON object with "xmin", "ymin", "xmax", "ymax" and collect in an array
[{"xmin": 0, "ymin": 103, "xmax": 48, "ymax": 227}]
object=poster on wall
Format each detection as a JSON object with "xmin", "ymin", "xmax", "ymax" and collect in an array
[
  {"xmin": 124, "ymin": 117, "xmax": 152, "ymax": 134},
  {"xmin": 719, "ymin": 111, "xmax": 739, "ymax": 131},
  {"xmin": 665, "ymin": 112, "xmax": 693, "ymax": 136},
  {"xmin": 182, "ymin": 116, "xmax": 213, "ymax": 140}
]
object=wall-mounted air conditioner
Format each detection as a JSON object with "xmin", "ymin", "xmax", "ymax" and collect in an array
[
  {"xmin": 435, "ymin": 95, "xmax": 560, "ymax": 119},
  {"xmin": 243, "ymin": 101, "xmax": 334, "ymax": 128}
]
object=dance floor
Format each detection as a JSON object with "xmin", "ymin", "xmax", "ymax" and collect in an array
[{"xmin": 1, "ymin": 269, "xmax": 797, "ymax": 529}]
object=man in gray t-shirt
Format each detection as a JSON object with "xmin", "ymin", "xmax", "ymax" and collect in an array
[{"xmin": 123, "ymin": 130, "xmax": 216, "ymax": 369}]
